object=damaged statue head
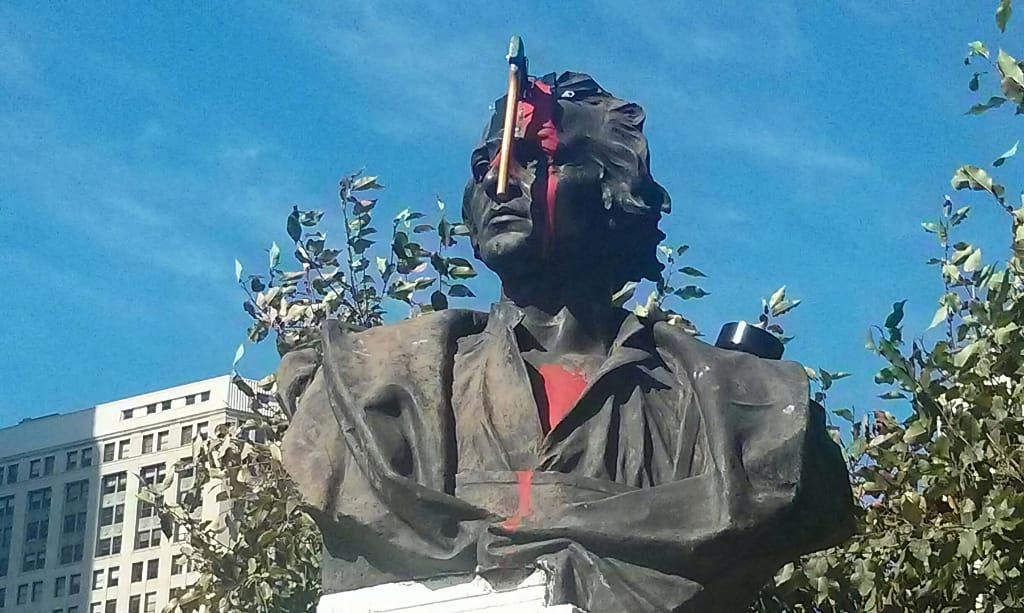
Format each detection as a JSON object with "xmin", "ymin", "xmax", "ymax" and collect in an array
[{"xmin": 278, "ymin": 41, "xmax": 854, "ymax": 613}]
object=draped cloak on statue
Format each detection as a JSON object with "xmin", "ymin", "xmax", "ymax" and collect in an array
[{"xmin": 278, "ymin": 305, "xmax": 854, "ymax": 613}]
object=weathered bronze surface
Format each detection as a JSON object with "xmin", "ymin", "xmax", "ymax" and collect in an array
[{"xmin": 279, "ymin": 69, "xmax": 854, "ymax": 613}]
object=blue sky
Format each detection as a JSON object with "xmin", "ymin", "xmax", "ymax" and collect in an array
[{"xmin": 0, "ymin": 2, "xmax": 1017, "ymax": 426}]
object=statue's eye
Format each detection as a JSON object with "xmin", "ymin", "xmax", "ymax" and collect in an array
[{"xmin": 472, "ymin": 159, "xmax": 490, "ymax": 182}]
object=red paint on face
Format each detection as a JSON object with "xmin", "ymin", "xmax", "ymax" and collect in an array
[{"xmin": 492, "ymin": 81, "xmax": 561, "ymax": 256}]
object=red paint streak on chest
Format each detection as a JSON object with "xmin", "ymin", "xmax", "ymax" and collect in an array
[{"xmin": 536, "ymin": 363, "xmax": 589, "ymax": 433}]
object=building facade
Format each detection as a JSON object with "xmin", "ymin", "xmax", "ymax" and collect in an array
[{"xmin": 0, "ymin": 375, "xmax": 253, "ymax": 613}]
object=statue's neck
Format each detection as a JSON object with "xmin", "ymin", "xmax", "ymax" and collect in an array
[{"xmin": 499, "ymin": 282, "xmax": 618, "ymax": 358}]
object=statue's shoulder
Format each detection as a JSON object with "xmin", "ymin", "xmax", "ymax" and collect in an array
[
  {"xmin": 321, "ymin": 308, "xmax": 487, "ymax": 353},
  {"xmin": 648, "ymin": 319, "xmax": 808, "ymax": 391}
]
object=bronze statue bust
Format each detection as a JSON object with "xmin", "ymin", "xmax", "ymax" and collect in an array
[{"xmin": 278, "ymin": 67, "xmax": 853, "ymax": 613}]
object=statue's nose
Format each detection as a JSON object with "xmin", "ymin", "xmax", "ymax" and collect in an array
[{"xmin": 483, "ymin": 165, "xmax": 523, "ymax": 203}]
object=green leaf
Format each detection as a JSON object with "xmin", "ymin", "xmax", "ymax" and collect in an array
[
  {"xmin": 768, "ymin": 286, "xmax": 786, "ymax": 310},
  {"xmin": 232, "ymin": 344, "xmax": 245, "ymax": 369},
  {"xmin": 234, "ymin": 259, "xmax": 243, "ymax": 283},
  {"xmin": 921, "ymin": 221, "xmax": 941, "ymax": 234},
  {"xmin": 884, "ymin": 300, "xmax": 907, "ymax": 330},
  {"xmin": 958, "ymin": 529, "xmax": 978, "ymax": 557},
  {"xmin": 878, "ymin": 391, "xmax": 907, "ymax": 400},
  {"xmin": 965, "ymin": 96, "xmax": 1007, "ymax": 115},
  {"xmin": 612, "ymin": 282, "xmax": 637, "ymax": 307},
  {"xmin": 994, "ymin": 140, "xmax": 1019, "ymax": 167},
  {"xmin": 969, "ymin": 40, "xmax": 990, "ymax": 59},
  {"xmin": 771, "ymin": 299, "xmax": 801, "ymax": 317},
  {"xmin": 675, "ymin": 285, "xmax": 709, "ymax": 300},
  {"xmin": 287, "ymin": 207, "xmax": 302, "ymax": 243},
  {"xmin": 969, "ymin": 71, "xmax": 983, "ymax": 91},
  {"xmin": 447, "ymin": 284, "xmax": 475, "ymax": 298},
  {"xmin": 997, "ymin": 49, "xmax": 1024, "ymax": 99},
  {"xmin": 997, "ymin": 0, "xmax": 1013, "ymax": 32},
  {"xmin": 950, "ymin": 164, "xmax": 1006, "ymax": 203},
  {"xmin": 269, "ymin": 242, "xmax": 281, "ymax": 269},
  {"xmin": 928, "ymin": 305, "xmax": 948, "ymax": 330},
  {"xmin": 430, "ymin": 290, "xmax": 448, "ymax": 311},
  {"xmin": 833, "ymin": 407, "xmax": 854, "ymax": 423},
  {"xmin": 351, "ymin": 175, "xmax": 384, "ymax": 191},
  {"xmin": 963, "ymin": 247, "xmax": 983, "ymax": 272},
  {"xmin": 677, "ymin": 266, "xmax": 706, "ymax": 277}
]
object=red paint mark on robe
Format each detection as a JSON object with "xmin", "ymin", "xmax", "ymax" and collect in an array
[
  {"xmin": 536, "ymin": 363, "xmax": 589, "ymax": 433},
  {"xmin": 501, "ymin": 470, "xmax": 534, "ymax": 531}
]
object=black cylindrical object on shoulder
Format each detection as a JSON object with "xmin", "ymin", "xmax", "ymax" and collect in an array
[{"xmin": 715, "ymin": 321, "xmax": 784, "ymax": 360}]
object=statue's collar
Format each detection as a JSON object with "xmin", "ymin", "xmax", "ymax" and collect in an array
[{"xmin": 483, "ymin": 301, "xmax": 653, "ymax": 359}]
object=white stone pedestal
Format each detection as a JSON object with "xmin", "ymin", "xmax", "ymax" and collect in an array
[{"xmin": 316, "ymin": 568, "xmax": 584, "ymax": 612}]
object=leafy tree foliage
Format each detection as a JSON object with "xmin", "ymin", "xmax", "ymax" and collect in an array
[{"xmin": 752, "ymin": 3, "xmax": 1024, "ymax": 611}]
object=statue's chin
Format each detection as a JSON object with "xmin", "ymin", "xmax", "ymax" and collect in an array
[{"xmin": 479, "ymin": 233, "xmax": 537, "ymax": 278}]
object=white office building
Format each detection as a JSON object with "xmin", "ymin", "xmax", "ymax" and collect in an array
[{"xmin": 0, "ymin": 375, "xmax": 253, "ymax": 613}]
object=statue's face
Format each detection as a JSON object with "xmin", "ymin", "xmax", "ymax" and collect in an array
[{"xmin": 463, "ymin": 92, "xmax": 610, "ymax": 282}]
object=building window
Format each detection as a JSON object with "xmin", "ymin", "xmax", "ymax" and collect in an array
[
  {"xmin": 0, "ymin": 495, "xmax": 13, "ymax": 517},
  {"xmin": 161, "ymin": 400, "xmax": 172, "ymax": 411},
  {"xmin": 29, "ymin": 459, "xmax": 41, "ymax": 478},
  {"xmin": 105, "ymin": 600, "xmax": 116, "ymax": 613},
  {"xmin": 25, "ymin": 519, "xmax": 49, "ymax": 542},
  {"xmin": 134, "ymin": 528, "xmax": 161, "ymax": 550},
  {"xmin": 95, "ymin": 536, "xmax": 121, "ymax": 557},
  {"xmin": 0, "ymin": 587, "xmax": 4, "ymax": 608},
  {"xmin": 171, "ymin": 554, "xmax": 187, "ymax": 575},
  {"xmin": 99, "ymin": 503, "xmax": 124, "ymax": 527},
  {"xmin": 43, "ymin": 456, "xmax": 55, "ymax": 476},
  {"xmin": 0, "ymin": 555, "xmax": 7, "ymax": 576},
  {"xmin": 144, "ymin": 592, "xmax": 157, "ymax": 613},
  {"xmin": 80, "ymin": 448, "xmax": 93, "ymax": 467},
  {"xmin": 107, "ymin": 566, "xmax": 119, "ymax": 587},
  {"xmin": 90, "ymin": 603, "xmax": 101, "ymax": 613},
  {"xmin": 131, "ymin": 561, "xmax": 143, "ymax": 583},
  {"xmin": 140, "ymin": 463, "xmax": 165, "ymax": 486},
  {"xmin": 146, "ymin": 403, "xmax": 157, "ymax": 415},
  {"xmin": 16, "ymin": 584, "xmax": 27, "ymax": 605},
  {"xmin": 179, "ymin": 424, "xmax": 193, "ymax": 446},
  {"xmin": 129, "ymin": 594, "xmax": 141, "ymax": 613},
  {"xmin": 21, "ymin": 551, "xmax": 45, "ymax": 572},
  {"xmin": 28, "ymin": 487, "xmax": 51, "ymax": 510},
  {"xmin": 196, "ymin": 421, "xmax": 209, "ymax": 439},
  {"xmin": 118, "ymin": 440, "xmax": 130, "ymax": 460},
  {"xmin": 69, "ymin": 573, "xmax": 81, "ymax": 594},
  {"xmin": 185, "ymin": 394, "xmax": 196, "ymax": 405},
  {"xmin": 66, "ymin": 451, "xmax": 78, "ymax": 471},
  {"xmin": 30, "ymin": 581, "xmax": 41, "ymax": 602},
  {"xmin": 102, "ymin": 444, "xmax": 115, "ymax": 463},
  {"xmin": 59, "ymin": 543, "xmax": 83, "ymax": 565},
  {"xmin": 54, "ymin": 575, "xmax": 66, "ymax": 597},
  {"xmin": 6, "ymin": 464, "xmax": 18, "ymax": 484},
  {"xmin": 101, "ymin": 472, "xmax": 127, "ymax": 495},
  {"xmin": 141, "ymin": 434, "xmax": 154, "ymax": 455},
  {"xmin": 156, "ymin": 430, "xmax": 169, "ymax": 451},
  {"xmin": 63, "ymin": 511, "xmax": 88, "ymax": 534},
  {"xmin": 91, "ymin": 570, "xmax": 103, "ymax": 590},
  {"xmin": 65, "ymin": 479, "xmax": 89, "ymax": 504},
  {"xmin": 200, "ymin": 390, "xmax": 210, "ymax": 402},
  {"xmin": 146, "ymin": 558, "xmax": 159, "ymax": 579},
  {"xmin": 122, "ymin": 408, "xmax": 134, "ymax": 420}
]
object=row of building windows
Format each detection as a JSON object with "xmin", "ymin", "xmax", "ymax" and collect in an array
[
  {"xmin": 2, "ymin": 419, "xmax": 211, "ymax": 491},
  {"xmin": 121, "ymin": 390, "xmax": 211, "ymax": 421}
]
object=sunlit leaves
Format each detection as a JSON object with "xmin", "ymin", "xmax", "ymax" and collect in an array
[
  {"xmin": 993, "ymin": 140, "xmax": 1019, "ymax": 166},
  {"xmin": 997, "ymin": 0, "xmax": 1013, "ymax": 31}
]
